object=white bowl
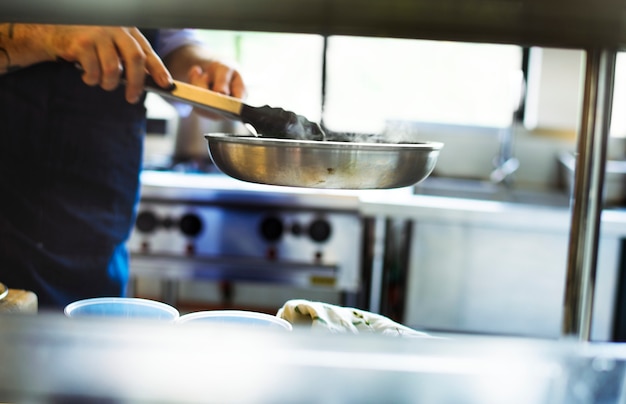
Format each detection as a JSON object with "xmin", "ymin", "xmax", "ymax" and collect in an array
[
  {"xmin": 177, "ymin": 310, "xmax": 292, "ymax": 331},
  {"xmin": 64, "ymin": 297, "xmax": 179, "ymax": 321}
]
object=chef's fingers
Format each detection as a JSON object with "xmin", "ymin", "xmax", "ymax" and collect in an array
[
  {"xmin": 128, "ymin": 28, "xmax": 173, "ymax": 89},
  {"xmin": 205, "ymin": 61, "xmax": 245, "ymax": 97},
  {"xmin": 187, "ymin": 65, "xmax": 208, "ymax": 86},
  {"xmin": 74, "ymin": 46, "xmax": 102, "ymax": 87},
  {"xmin": 94, "ymin": 37, "xmax": 124, "ymax": 91},
  {"xmin": 228, "ymin": 72, "xmax": 246, "ymax": 99},
  {"xmin": 57, "ymin": 27, "xmax": 127, "ymax": 92},
  {"xmin": 207, "ymin": 62, "xmax": 233, "ymax": 95},
  {"xmin": 213, "ymin": 66, "xmax": 246, "ymax": 99},
  {"xmin": 207, "ymin": 64, "xmax": 229, "ymax": 94},
  {"xmin": 50, "ymin": 26, "xmax": 101, "ymax": 87},
  {"xmin": 112, "ymin": 28, "xmax": 150, "ymax": 103}
]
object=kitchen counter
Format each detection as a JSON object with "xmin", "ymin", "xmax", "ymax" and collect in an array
[{"xmin": 360, "ymin": 191, "xmax": 626, "ymax": 236}]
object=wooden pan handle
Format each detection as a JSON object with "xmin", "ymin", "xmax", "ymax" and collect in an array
[{"xmin": 144, "ymin": 77, "xmax": 244, "ymax": 119}]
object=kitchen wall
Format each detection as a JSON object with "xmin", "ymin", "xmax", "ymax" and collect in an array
[{"xmin": 385, "ymin": 121, "xmax": 578, "ymax": 191}]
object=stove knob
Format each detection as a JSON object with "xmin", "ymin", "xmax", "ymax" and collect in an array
[
  {"xmin": 309, "ymin": 218, "xmax": 332, "ymax": 243},
  {"xmin": 291, "ymin": 222, "xmax": 303, "ymax": 236},
  {"xmin": 179, "ymin": 213, "xmax": 203, "ymax": 237},
  {"xmin": 260, "ymin": 216, "xmax": 283, "ymax": 242},
  {"xmin": 161, "ymin": 216, "xmax": 175, "ymax": 230},
  {"xmin": 135, "ymin": 211, "xmax": 158, "ymax": 233}
]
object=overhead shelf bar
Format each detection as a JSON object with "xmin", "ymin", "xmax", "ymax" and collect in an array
[{"xmin": 3, "ymin": 0, "xmax": 626, "ymax": 49}]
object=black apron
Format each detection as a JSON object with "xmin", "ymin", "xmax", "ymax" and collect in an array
[{"xmin": 0, "ymin": 30, "xmax": 158, "ymax": 310}]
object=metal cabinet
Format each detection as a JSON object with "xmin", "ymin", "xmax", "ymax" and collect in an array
[{"xmin": 404, "ymin": 218, "xmax": 622, "ymax": 340}]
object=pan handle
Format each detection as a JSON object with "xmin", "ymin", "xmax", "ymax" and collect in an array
[
  {"xmin": 70, "ymin": 60, "xmax": 242, "ymax": 119},
  {"xmin": 144, "ymin": 77, "xmax": 244, "ymax": 120}
]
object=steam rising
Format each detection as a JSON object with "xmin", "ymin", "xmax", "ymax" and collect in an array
[
  {"xmin": 248, "ymin": 105, "xmax": 423, "ymax": 144},
  {"xmin": 325, "ymin": 120, "xmax": 423, "ymax": 144}
]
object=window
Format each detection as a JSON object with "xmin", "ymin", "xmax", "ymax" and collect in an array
[
  {"xmin": 194, "ymin": 30, "xmax": 523, "ymax": 134},
  {"xmin": 323, "ymin": 36, "xmax": 524, "ymax": 133}
]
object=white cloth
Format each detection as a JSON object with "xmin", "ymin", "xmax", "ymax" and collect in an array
[{"xmin": 277, "ymin": 299, "xmax": 430, "ymax": 338}]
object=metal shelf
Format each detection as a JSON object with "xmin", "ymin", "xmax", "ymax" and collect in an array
[{"xmin": 4, "ymin": 0, "xmax": 626, "ymax": 49}]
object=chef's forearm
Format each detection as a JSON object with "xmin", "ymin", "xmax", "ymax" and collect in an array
[{"xmin": 0, "ymin": 23, "xmax": 55, "ymax": 74}]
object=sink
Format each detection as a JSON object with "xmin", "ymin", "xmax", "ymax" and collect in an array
[{"xmin": 413, "ymin": 177, "xmax": 570, "ymax": 207}]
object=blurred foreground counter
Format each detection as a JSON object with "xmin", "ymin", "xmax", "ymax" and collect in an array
[{"xmin": 2, "ymin": 313, "xmax": 626, "ymax": 403}]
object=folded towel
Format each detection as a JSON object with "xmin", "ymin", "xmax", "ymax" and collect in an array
[{"xmin": 277, "ymin": 299, "xmax": 430, "ymax": 338}]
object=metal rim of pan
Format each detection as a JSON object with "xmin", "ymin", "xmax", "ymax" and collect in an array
[{"xmin": 205, "ymin": 133, "xmax": 444, "ymax": 151}]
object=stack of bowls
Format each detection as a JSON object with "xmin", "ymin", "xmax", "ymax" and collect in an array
[{"xmin": 64, "ymin": 299, "xmax": 292, "ymax": 332}]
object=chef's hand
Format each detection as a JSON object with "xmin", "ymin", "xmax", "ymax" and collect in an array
[
  {"xmin": 186, "ymin": 62, "xmax": 245, "ymax": 99},
  {"xmin": 47, "ymin": 25, "xmax": 173, "ymax": 104},
  {"xmin": 163, "ymin": 44, "xmax": 246, "ymax": 119}
]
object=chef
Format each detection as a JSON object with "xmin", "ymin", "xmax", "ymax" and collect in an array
[{"xmin": 0, "ymin": 24, "xmax": 246, "ymax": 310}]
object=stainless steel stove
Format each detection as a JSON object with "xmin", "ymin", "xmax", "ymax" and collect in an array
[{"xmin": 126, "ymin": 169, "xmax": 368, "ymax": 306}]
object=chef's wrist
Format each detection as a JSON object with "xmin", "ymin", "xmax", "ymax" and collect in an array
[{"xmin": 0, "ymin": 23, "xmax": 57, "ymax": 74}]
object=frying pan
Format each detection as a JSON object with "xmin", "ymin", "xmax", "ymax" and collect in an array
[
  {"xmin": 204, "ymin": 133, "xmax": 443, "ymax": 189},
  {"xmin": 143, "ymin": 78, "xmax": 444, "ymax": 189}
]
